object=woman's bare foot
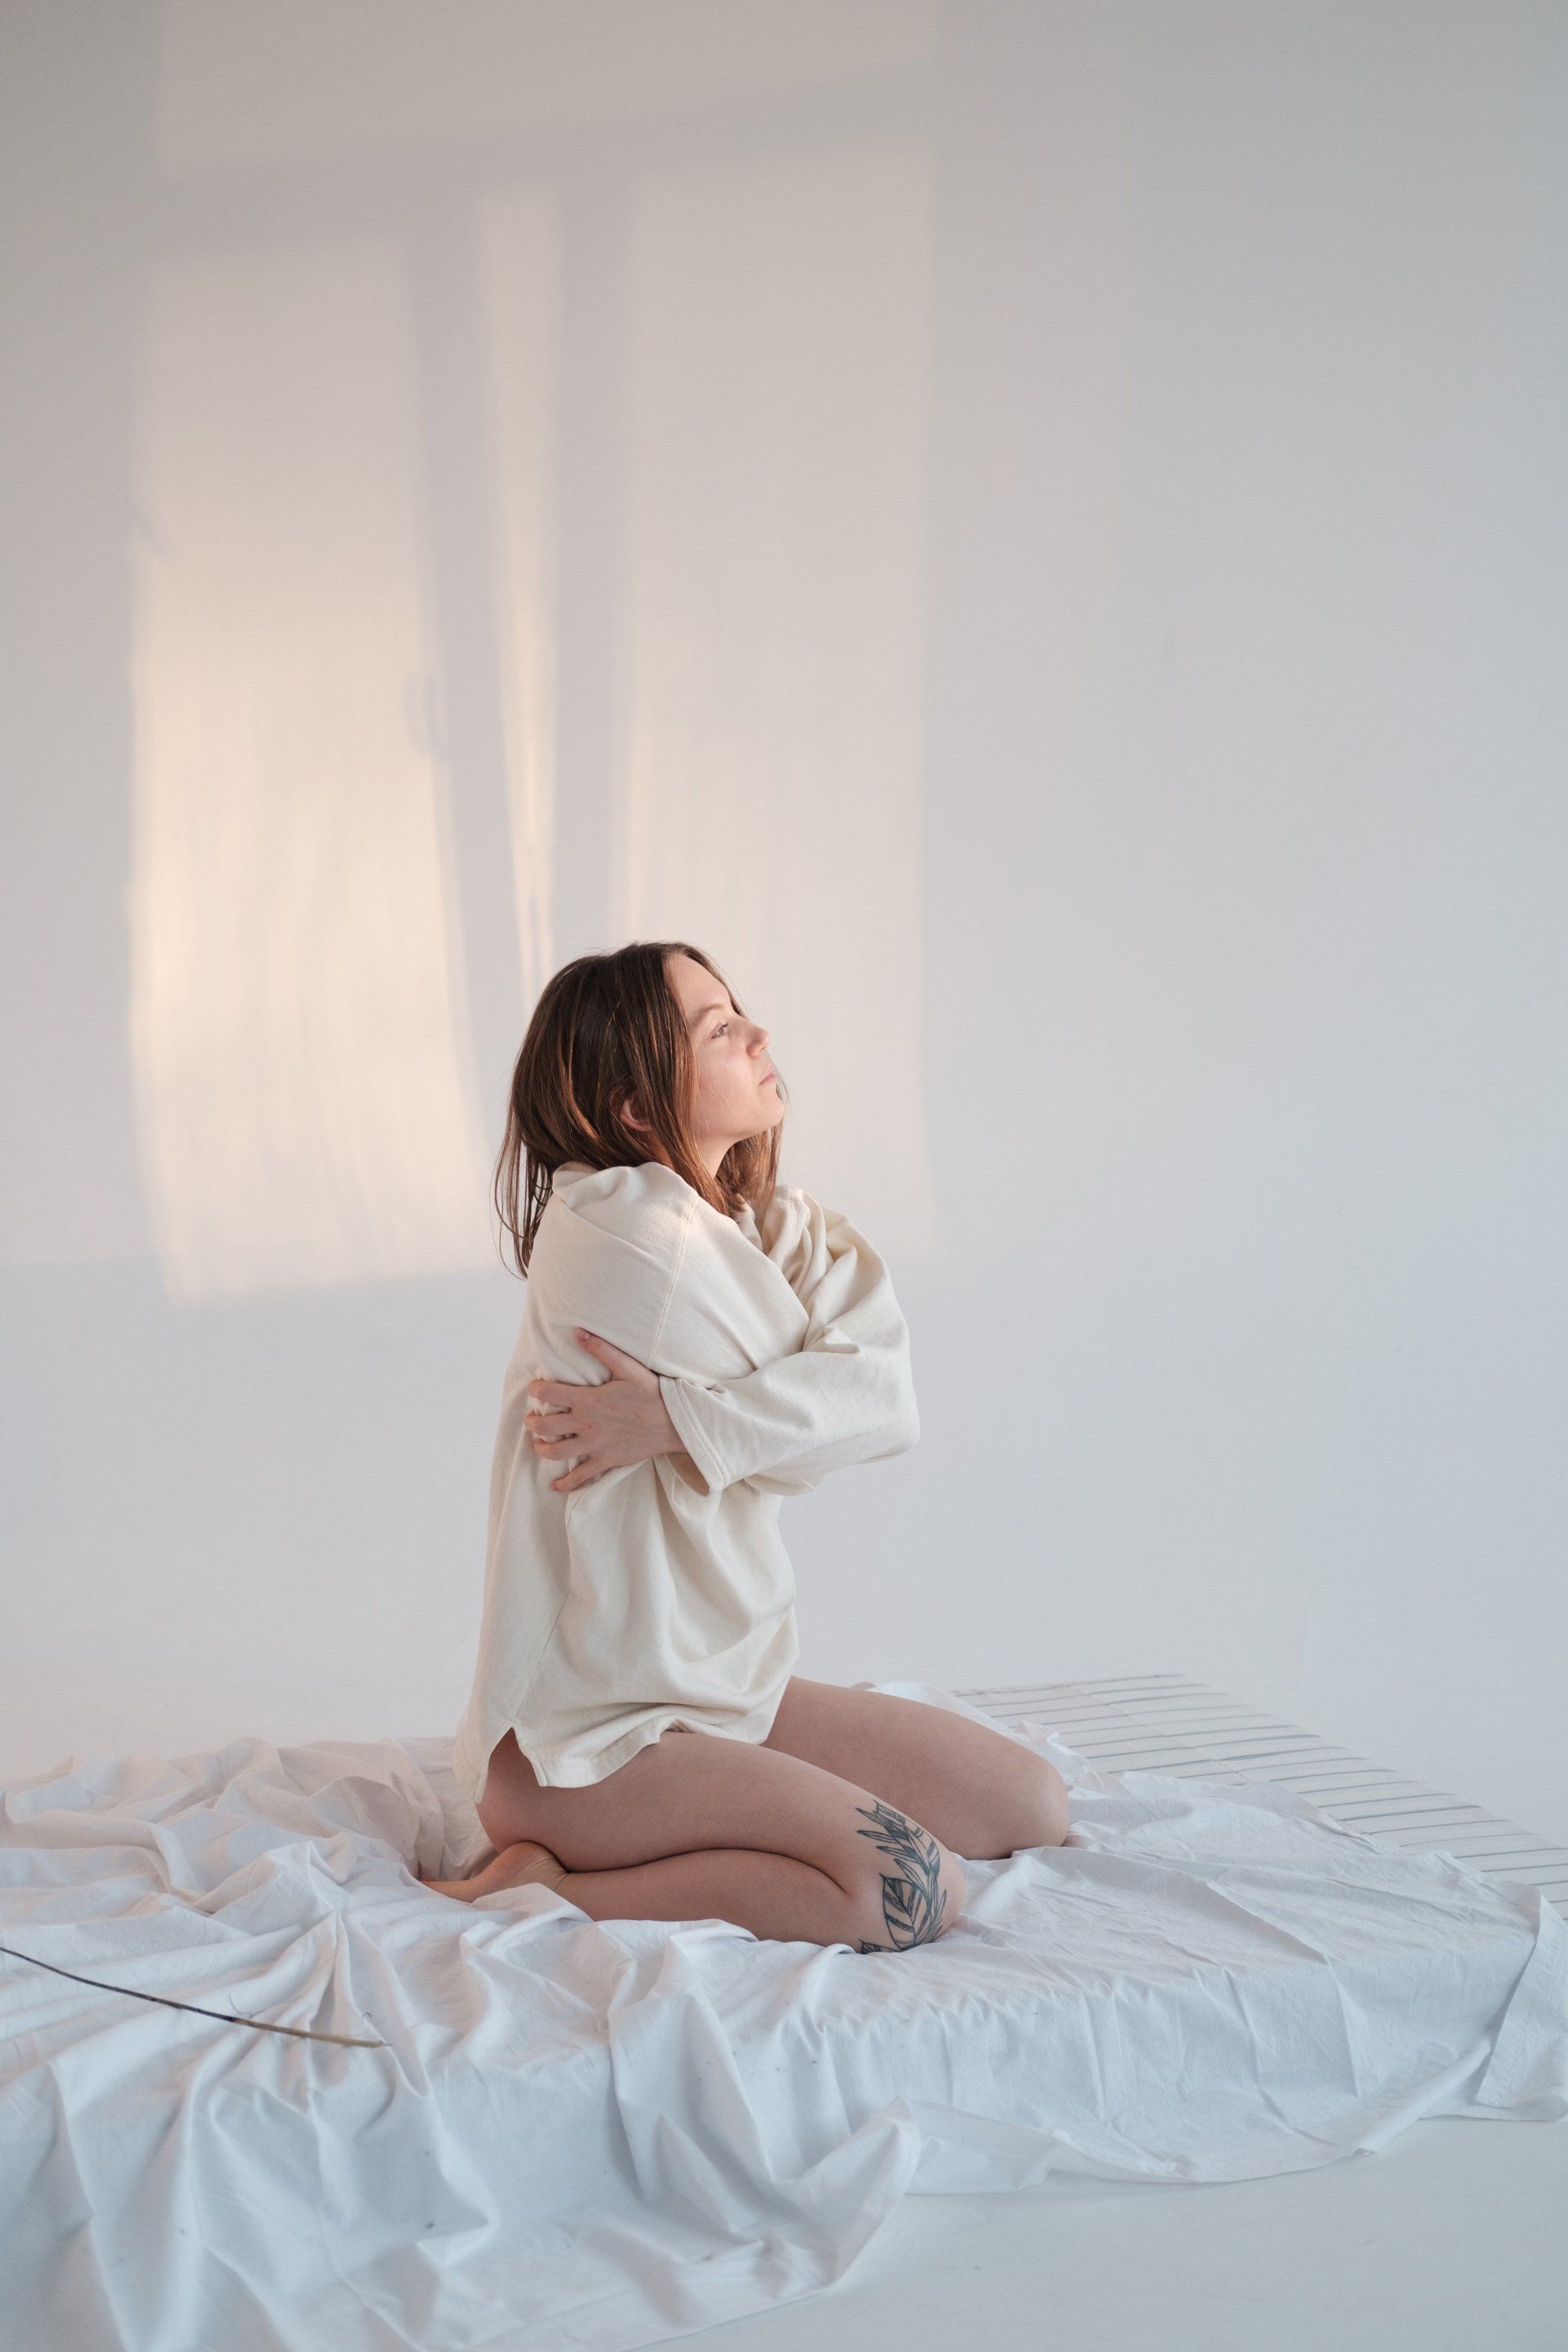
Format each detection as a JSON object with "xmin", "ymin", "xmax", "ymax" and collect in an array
[{"xmin": 422, "ymin": 1838, "xmax": 568, "ymax": 1902}]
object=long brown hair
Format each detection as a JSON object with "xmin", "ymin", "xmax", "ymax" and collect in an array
[{"xmin": 493, "ymin": 941, "xmax": 786, "ymax": 1276}]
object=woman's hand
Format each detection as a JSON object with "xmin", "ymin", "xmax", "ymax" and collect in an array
[{"xmin": 523, "ymin": 1330, "xmax": 685, "ymax": 1493}]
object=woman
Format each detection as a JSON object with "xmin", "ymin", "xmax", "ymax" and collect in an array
[{"xmin": 423, "ymin": 941, "xmax": 1069, "ymax": 1950}]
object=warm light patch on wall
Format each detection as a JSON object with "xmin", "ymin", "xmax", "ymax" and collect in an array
[
  {"xmin": 128, "ymin": 240, "xmax": 494, "ymax": 1298},
  {"xmin": 476, "ymin": 185, "xmax": 559, "ymax": 1013},
  {"xmin": 619, "ymin": 140, "xmax": 935, "ymax": 1253}
]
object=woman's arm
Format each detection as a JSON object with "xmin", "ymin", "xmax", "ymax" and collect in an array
[
  {"xmin": 524, "ymin": 1330, "xmax": 702, "ymax": 1494},
  {"xmin": 523, "ymin": 1177, "xmax": 918, "ymax": 1498},
  {"xmin": 654, "ymin": 1200, "xmax": 919, "ymax": 1499}
]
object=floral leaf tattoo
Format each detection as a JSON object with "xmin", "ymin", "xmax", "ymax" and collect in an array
[{"xmin": 853, "ymin": 1798, "xmax": 947, "ymax": 1952}]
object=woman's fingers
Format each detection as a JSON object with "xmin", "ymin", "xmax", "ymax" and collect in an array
[
  {"xmin": 528, "ymin": 1380, "xmax": 588, "ymax": 1410},
  {"xmin": 525, "ymin": 1409, "xmax": 581, "ymax": 1441},
  {"xmin": 575, "ymin": 1331, "xmax": 651, "ymax": 1379},
  {"xmin": 528, "ymin": 1335, "xmax": 654, "ymax": 1415},
  {"xmin": 525, "ymin": 1414, "xmax": 608, "ymax": 1480},
  {"xmin": 525, "ymin": 1353, "xmax": 665, "ymax": 1484}
]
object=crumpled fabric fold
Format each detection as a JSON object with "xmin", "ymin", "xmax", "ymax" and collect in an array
[{"xmin": 2, "ymin": 1681, "xmax": 1562, "ymax": 2352}]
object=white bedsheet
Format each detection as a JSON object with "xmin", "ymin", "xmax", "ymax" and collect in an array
[{"xmin": 2, "ymin": 1682, "xmax": 1564, "ymax": 2352}]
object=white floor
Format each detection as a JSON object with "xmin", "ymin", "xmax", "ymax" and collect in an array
[
  {"xmin": 691, "ymin": 1675, "xmax": 1568, "ymax": 2352},
  {"xmin": 691, "ymin": 2115, "xmax": 1568, "ymax": 2352}
]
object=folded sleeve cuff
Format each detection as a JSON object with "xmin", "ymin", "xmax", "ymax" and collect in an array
[{"xmin": 658, "ymin": 1374, "xmax": 733, "ymax": 1497}]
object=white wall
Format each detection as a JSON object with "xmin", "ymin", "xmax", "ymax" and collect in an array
[{"xmin": 3, "ymin": 2, "xmax": 1565, "ymax": 1840}]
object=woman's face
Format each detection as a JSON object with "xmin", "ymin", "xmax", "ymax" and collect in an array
[{"xmin": 664, "ymin": 951, "xmax": 785, "ymax": 1170}]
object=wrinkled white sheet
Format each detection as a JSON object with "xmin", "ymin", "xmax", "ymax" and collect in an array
[{"xmin": 2, "ymin": 1682, "xmax": 1564, "ymax": 2352}]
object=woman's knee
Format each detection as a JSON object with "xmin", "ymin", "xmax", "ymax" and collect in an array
[
  {"xmin": 841, "ymin": 1797, "xmax": 966, "ymax": 1952},
  {"xmin": 990, "ymin": 1750, "xmax": 1071, "ymax": 1856},
  {"xmin": 959, "ymin": 1748, "xmax": 1070, "ymax": 1861}
]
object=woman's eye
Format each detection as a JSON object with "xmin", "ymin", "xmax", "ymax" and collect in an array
[{"xmin": 712, "ymin": 1022, "xmax": 729, "ymax": 1037}]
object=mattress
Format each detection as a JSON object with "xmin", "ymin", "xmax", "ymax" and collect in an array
[
  {"xmin": 961, "ymin": 1673, "xmax": 1568, "ymax": 1918},
  {"xmin": 2, "ymin": 1676, "xmax": 1565, "ymax": 2352}
]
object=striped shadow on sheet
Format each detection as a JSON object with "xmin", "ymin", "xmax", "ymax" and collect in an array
[{"xmin": 955, "ymin": 1674, "xmax": 1568, "ymax": 1923}]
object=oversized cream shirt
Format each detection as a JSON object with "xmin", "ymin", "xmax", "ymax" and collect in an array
[{"xmin": 451, "ymin": 1160, "xmax": 920, "ymax": 1802}]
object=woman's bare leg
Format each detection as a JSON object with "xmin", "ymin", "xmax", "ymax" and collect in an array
[
  {"xmin": 763, "ymin": 1677, "xmax": 1071, "ymax": 1858},
  {"xmin": 423, "ymin": 1725, "xmax": 965, "ymax": 1953},
  {"xmin": 430, "ymin": 1841, "xmax": 893, "ymax": 1948}
]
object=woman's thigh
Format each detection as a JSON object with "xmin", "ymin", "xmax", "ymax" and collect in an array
[
  {"xmin": 763, "ymin": 1677, "xmax": 1069, "ymax": 1860},
  {"xmin": 478, "ymin": 1723, "xmax": 964, "ymax": 1938}
]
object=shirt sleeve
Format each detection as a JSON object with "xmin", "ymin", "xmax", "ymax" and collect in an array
[{"xmin": 655, "ymin": 1196, "xmax": 920, "ymax": 1498}]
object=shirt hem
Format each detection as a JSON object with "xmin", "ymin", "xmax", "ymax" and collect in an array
[{"xmin": 511, "ymin": 1693, "xmax": 792, "ymax": 1789}]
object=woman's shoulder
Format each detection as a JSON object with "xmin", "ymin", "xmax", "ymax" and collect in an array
[
  {"xmin": 547, "ymin": 1160, "xmax": 834, "ymax": 1274},
  {"xmin": 749, "ymin": 1179, "xmax": 811, "ymax": 1240},
  {"xmin": 550, "ymin": 1156, "xmax": 684, "ymax": 1207},
  {"xmin": 526, "ymin": 1163, "xmax": 699, "ymax": 1346},
  {"xmin": 750, "ymin": 1182, "xmax": 843, "ymax": 1289},
  {"xmin": 546, "ymin": 1158, "xmax": 697, "ymax": 1249}
]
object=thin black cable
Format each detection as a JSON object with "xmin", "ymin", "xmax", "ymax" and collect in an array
[{"xmin": 0, "ymin": 1942, "xmax": 385, "ymax": 2047}]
